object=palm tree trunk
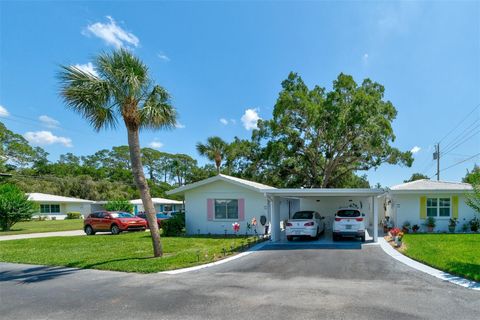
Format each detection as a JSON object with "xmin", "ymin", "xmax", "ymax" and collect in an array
[{"xmin": 127, "ymin": 127, "xmax": 163, "ymax": 257}]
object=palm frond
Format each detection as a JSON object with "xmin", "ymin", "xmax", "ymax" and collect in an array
[
  {"xmin": 139, "ymin": 85, "xmax": 176, "ymax": 130},
  {"xmin": 58, "ymin": 65, "xmax": 117, "ymax": 131}
]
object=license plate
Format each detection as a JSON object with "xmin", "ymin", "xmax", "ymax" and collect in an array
[{"xmin": 345, "ymin": 225, "xmax": 352, "ymax": 230}]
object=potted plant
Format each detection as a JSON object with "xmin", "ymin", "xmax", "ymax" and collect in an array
[
  {"xmin": 382, "ymin": 216, "xmax": 393, "ymax": 233},
  {"xmin": 395, "ymin": 231, "xmax": 404, "ymax": 247},
  {"xmin": 412, "ymin": 224, "xmax": 420, "ymax": 233},
  {"xmin": 469, "ymin": 217, "xmax": 479, "ymax": 232},
  {"xmin": 402, "ymin": 221, "xmax": 411, "ymax": 233},
  {"xmin": 425, "ymin": 216, "xmax": 436, "ymax": 232},
  {"xmin": 448, "ymin": 218, "xmax": 458, "ymax": 233},
  {"xmin": 389, "ymin": 227, "xmax": 401, "ymax": 240}
]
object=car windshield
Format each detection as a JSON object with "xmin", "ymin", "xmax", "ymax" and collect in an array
[
  {"xmin": 110, "ymin": 212, "xmax": 134, "ymax": 218},
  {"xmin": 292, "ymin": 211, "xmax": 314, "ymax": 219},
  {"xmin": 336, "ymin": 210, "xmax": 360, "ymax": 217}
]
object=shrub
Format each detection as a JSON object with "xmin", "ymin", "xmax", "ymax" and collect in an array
[
  {"xmin": 66, "ymin": 212, "xmax": 82, "ymax": 219},
  {"xmin": 402, "ymin": 221, "xmax": 411, "ymax": 233},
  {"xmin": 104, "ymin": 199, "xmax": 133, "ymax": 213},
  {"xmin": 0, "ymin": 183, "xmax": 37, "ymax": 231},
  {"xmin": 389, "ymin": 227, "xmax": 401, "ymax": 237},
  {"xmin": 425, "ymin": 216, "xmax": 436, "ymax": 228},
  {"xmin": 162, "ymin": 213, "xmax": 185, "ymax": 236},
  {"xmin": 470, "ymin": 217, "xmax": 479, "ymax": 232},
  {"xmin": 412, "ymin": 224, "xmax": 420, "ymax": 232}
]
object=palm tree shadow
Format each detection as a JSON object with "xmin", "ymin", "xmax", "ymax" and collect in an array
[
  {"xmin": 0, "ymin": 266, "xmax": 78, "ymax": 284},
  {"xmin": 66, "ymin": 257, "xmax": 155, "ymax": 270}
]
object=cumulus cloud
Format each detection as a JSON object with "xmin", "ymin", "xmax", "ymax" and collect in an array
[
  {"xmin": 362, "ymin": 53, "xmax": 369, "ymax": 64},
  {"xmin": 149, "ymin": 139, "xmax": 164, "ymax": 149},
  {"xmin": 24, "ymin": 131, "xmax": 72, "ymax": 147},
  {"xmin": 157, "ymin": 52, "xmax": 170, "ymax": 62},
  {"xmin": 411, "ymin": 146, "xmax": 421, "ymax": 154},
  {"xmin": 39, "ymin": 115, "xmax": 60, "ymax": 129},
  {"xmin": 241, "ymin": 108, "xmax": 261, "ymax": 130},
  {"xmin": 0, "ymin": 105, "xmax": 9, "ymax": 117},
  {"xmin": 83, "ymin": 16, "xmax": 139, "ymax": 49},
  {"xmin": 219, "ymin": 118, "xmax": 229, "ymax": 125},
  {"xmin": 175, "ymin": 122, "xmax": 185, "ymax": 129},
  {"xmin": 73, "ymin": 62, "xmax": 99, "ymax": 77}
]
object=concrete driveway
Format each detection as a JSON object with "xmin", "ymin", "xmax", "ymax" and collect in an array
[{"xmin": 0, "ymin": 244, "xmax": 478, "ymax": 320}]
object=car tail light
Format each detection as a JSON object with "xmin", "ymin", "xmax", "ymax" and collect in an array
[
  {"xmin": 304, "ymin": 221, "xmax": 314, "ymax": 226},
  {"xmin": 355, "ymin": 218, "xmax": 363, "ymax": 222},
  {"xmin": 286, "ymin": 222, "xmax": 293, "ymax": 226},
  {"xmin": 335, "ymin": 218, "xmax": 342, "ymax": 222}
]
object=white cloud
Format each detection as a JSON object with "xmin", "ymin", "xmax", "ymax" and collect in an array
[
  {"xmin": 411, "ymin": 146, "xmax": 421, "ymax": 154},
  {"xmin": 0, "ymin": 105, "xmax": 9, "ymax": 117},
  {"xmin": 241, "ymin": 108, "xmax": 261, "ymax": 130},
  {"xmin": 157, "ymin": 52, "xmax": 170, "ymax": 62},
  {"xmin": 219, "ymin": 118, "xmax": 229, "ymax": 125},
  {"xmin": 149, "ymin": 139, "xmax": 164, "ymax": 149},
  {"xmin": 362, "ymin": 53, "xmax": 369, "ymax": 64},
  {"xmin": 39, "ymin": 115, "xmax": 60, "ymax": 129},
  {"xmin": 175, "ymin": 122, "xmax": 185, "ymax": 129},
  {"xmin": 73, "ymin": 62, "xmax": 98, "ymax": 77},
  {"xmin": 24, "ymin": 131, "xmax": 72, "ymax": 147},
  {"xmin": 83, "ymin": 16, "xmax": 139, "ymax": 49}
]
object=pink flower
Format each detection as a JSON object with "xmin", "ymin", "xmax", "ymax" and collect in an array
[
  {"xmin": 251, "ymin": 217, "xmax": 257, "ymax": 226},
  {"xmin": 232, "ymin": 222, "xmax": 240, "ymax": 233}
]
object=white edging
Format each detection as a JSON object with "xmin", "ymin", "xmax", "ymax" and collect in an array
[
  {"xmin": 379, "ymin": 238, "xmax": 480, "ymax": 290},
  {"xmin": 160, "ymin": 241, "xmax": 268, "ymax": 275}
]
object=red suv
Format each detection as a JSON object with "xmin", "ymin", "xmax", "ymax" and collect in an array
[{"xmin": 84, "ymin": 211, "xmax": 147, "ymax": 235}]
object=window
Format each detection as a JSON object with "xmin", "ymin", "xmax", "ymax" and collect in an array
[
  {"xmin": 426, "ymin": 197, "xmax": 450, "ymax": 217},
  {"xmin": 336, "ymin": 209, "xmax": 361, "ymax": 218},
  {"xmin": 214, "ymin": 199, "xmax": 238, "ymax": 220},
  {"xmin": 40, "ymin": 204, "xmax": 60, "ymax": 214},
  {"xmin": 292, "ymin": 211, "xmax": 314, "ymax": 219}
]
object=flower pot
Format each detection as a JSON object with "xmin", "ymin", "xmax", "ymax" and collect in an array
[
  {"xmin": 448, "ymin": 226, "xmax": 456, "ymax": 233},
  {"xmin": 427, "ymin": 226, "xmax": 434, "ymax": 233},
  {"xmin": 394, "ymin": 236, "xmax": 402, "ymax": 247}
]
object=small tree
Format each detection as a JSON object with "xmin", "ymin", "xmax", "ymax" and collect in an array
[
  {"xmin": 466, "ymin": 183, "xmax": 480, "ymax": 217},
  {"xmin": 0, "ymin": 184, "xmax": 37, "ymax": 231},
  {"xmin": 104, "ymin": 199, "xmax": 134, "ymax": 213}
]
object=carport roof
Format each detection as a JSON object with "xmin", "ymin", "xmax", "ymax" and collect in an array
[{"xmin": 262, "ymin": 188, "xmax": 385, "ymax": 197}]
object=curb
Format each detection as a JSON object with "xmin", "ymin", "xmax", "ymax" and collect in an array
[
  {"xmin": 159, "ymin": 240, "xmax": 269, "ymax": 275},
  {"xmin": 378, "ymin": 238, "xmax": 480, "ymax": 291}
]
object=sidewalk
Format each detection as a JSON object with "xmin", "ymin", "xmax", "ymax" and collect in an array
[{"xmin": 0, "ymin": 230, "xmax": 85, "ymax": 241}]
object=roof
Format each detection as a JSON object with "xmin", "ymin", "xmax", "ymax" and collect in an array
[
  {"xmin": 27, "ymin": 193, "xmax": 94, "ymax": 203},
  {"xmin": 263, "ymin": 188, "xmax": 385, "ymax": 197},
  {"xmin": 130, "ymin": 198, "xmax": 183, "ymax": 205},
  {"xmin": 389, "ymin": 179, "xmax": 473, "ymax": 193},
  {"xmin": 167, "ymin": 174, "xmax": 276, "ymax": 195}
]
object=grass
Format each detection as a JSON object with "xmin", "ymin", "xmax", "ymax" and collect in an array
[
  {"xmin": 0, "ymin": 232, "xmax": 258, "ymax": 273},
  {"xmin": 0, "ymin": 219, "xmax": 83, "ymax": 235},
  {"xmin": 402, "ymin": 233, "xmax": 480, "ymax": 281}
]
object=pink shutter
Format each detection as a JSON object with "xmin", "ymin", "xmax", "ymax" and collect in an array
[
  {"xmin": 207, "ymin": 199, "xmax": 214, "ymax": 221},
  {"xmin": 238, "ymin": 198, "xmax": 245, "ymax": 221}
]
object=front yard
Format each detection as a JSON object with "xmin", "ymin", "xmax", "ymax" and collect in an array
[
  {"xmin": 0, "ymin": 220, "xmax": 83, "ymax": 235},
  {"xmin": 0, "ymin": 232, "xmax": 258, "ymax": 273},
  {"xmin": 401, "ymin": 234, "xmax": 480, "ymax": 281}
]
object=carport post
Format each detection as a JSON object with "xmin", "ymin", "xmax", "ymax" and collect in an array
[
  {"xmin": 372, "ymin": 196, "xmax": 378, "ymax": 243},
  {"xmin": 270, "ymin": 196, "xmax": 281, "ymax": 242}
]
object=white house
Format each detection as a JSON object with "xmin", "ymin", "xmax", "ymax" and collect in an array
[
  {"xmin": 130, "ymin": 198, "xmax": 184, "ymax": 214},
  {"xmin": 387, "ymin": 179, "xmax": 475, "ymax": 232},
  {"xmin": 27, "ymin": 193, "xmax": 94, "ymax": 220},
  {"xmin": 167, "ymin": 174, "xmax": 385, "ymax": 241}
]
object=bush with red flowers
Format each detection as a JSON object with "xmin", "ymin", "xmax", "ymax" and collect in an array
[{"xmin": 389, "ymin": 227, "xmax": 401, "ymax": 237}]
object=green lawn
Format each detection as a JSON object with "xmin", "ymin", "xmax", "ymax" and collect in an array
[
  {"xmin": 402, "ymin": 234, "xmax": 480, "ymax": 281},
  {"xmin": 0, "ymin": 232, "xmax": 258, "ymax": 273},
  {"xmin": 0, "ymin": 220, "xmax": 83, "ymax": 235}
]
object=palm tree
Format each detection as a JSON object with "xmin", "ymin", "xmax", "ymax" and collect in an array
[
  {"xmin": 58, "ymin": 49, "xmax": 176, "ymax": 257},
  {"xmin": 196, "ymin": 136, "xmax": 228, "ymax": 174}
]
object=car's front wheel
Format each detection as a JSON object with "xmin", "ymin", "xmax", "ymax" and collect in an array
[
  {"xmin": 84, "ymin": 225, "xmax": 95, "ymax": 236},
  {"xmin": 111, "ymin": 224, "xmax": 121, "ymax": 235}
]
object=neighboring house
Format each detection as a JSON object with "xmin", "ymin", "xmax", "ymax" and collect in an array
[
  {"xmin": 167, "ymin": 174, "xmax": 384, "ymax": 241},
  {"xmin": 130, "ymin": 198, "xmax": 184, "ymax": 214},
  {"xmin": 387, "ymin": 179, "xmax": 475, "ymax": 232},
  {"xmin": 27, "ymin": 193, "xmax": 94, "ymax": 220}
]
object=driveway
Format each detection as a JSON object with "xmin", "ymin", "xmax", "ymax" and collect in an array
[
  {"xmin": 0, "ymin": 244, "xmax": 478, "ymax": 320},
  {"xmin": 0, "ymin": 230, "xmax": 85, "ymax": 241}
]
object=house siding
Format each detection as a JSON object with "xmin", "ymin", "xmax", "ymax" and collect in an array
[
  {"xmin": 33, "ymin": 202, "xmax": 91, "ymax": 220},
  {"xmin": 184, "ymin": 180, "xmax": 268, "ymax": 235}
]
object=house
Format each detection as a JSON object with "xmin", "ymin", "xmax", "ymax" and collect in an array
[
  {"xmin": 387, "ymin": 179, "xmax": 475, "ymax": 232},
  {"xmin": 27, "ymin": 193, "xmax": 94, "ymax": 220},
  {"xmin": 130, "ymin": 198, "xmax": 184, "ymax": 214},
  {"xmin": 167, "ymin": 174, "xmax": 385, "ymax": 241}
]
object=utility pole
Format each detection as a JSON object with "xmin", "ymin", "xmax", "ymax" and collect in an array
[{"xmin": 433, "ymin": 143, "xmax": 440, "ymax": 181}]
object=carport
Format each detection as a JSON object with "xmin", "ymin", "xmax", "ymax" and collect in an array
[{"xmin": 263, "ymin": 188, "xmax": 386, "ymax": 243}]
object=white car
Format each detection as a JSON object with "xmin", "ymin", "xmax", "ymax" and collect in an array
[
  {"xmin": 286, "ymin": 210, "xmax": 325, "ymax": 241},
  {"xmin": 332, "ymin": 208, "xmax": 366, "ymax": 242}
]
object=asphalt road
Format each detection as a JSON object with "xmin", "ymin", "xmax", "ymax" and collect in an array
[{"xmin": 0, "ymin": 244, "xmax": 478, "ymax": 320}]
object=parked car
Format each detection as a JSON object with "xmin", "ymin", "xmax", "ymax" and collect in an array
[
  {"xmin": 286, "ymin": 210, "xmax": 325, "ymax": 241},
  {"xmin": 84, "ymin": 211, "xmax": 147, "ymax": 235},
  {"xmin": 136, "ymin": 213, "xmax": 171, "ymax": 228},
  {"xmin": 332, "ymin": 208, "xmax": 366, "ymax": 242}
]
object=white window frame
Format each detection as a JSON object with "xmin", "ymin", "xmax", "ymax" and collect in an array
[
  {"xmin": 40, "ymin": 204, "xmax": 61, "ymax": 214},
  {"xmin": 426, "ymin": 197, "xmax": 451, "ymax": 218},
  {"xmin": 213, "ymin": 199, "xmax": 239, "ymax": 221}
]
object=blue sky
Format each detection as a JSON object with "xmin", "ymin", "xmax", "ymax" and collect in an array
[{"xmin": 0, "ymin": 1, "xmax": 479, "ymax": 187}]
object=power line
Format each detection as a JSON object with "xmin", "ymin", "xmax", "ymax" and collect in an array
[
  {"xmin": 438, "ymin": 103, "xmax": 480, "ymax": 144},
  {"xmin": 441, "ymin": 120, "xmax": 480, "ymax": 155},
  {"xmin": 429, "ymin": 152, "xmax": 480, "ymax": 179},
  {"xmin": 442, "ymin": 128, "xmax": 480, "ymax": 156}
]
